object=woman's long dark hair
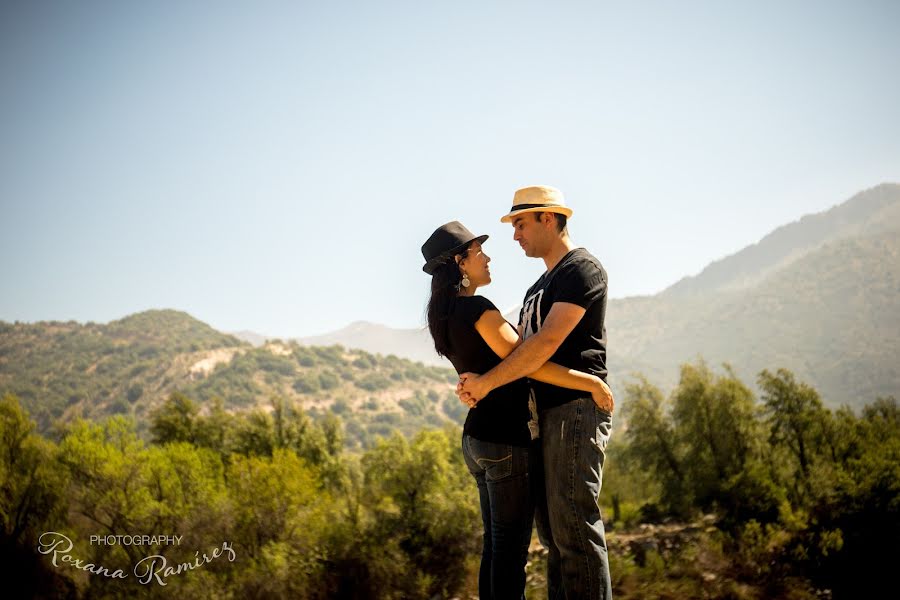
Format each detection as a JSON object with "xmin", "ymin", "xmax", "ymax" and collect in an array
[{"xmin": 426, "ymin": 244, "xmax": 471, "ymax": 358}]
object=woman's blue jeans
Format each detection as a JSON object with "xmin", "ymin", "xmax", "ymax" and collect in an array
[{"xmin": 462, "ymin": 434, "xmax": 534, "ymax": 600}]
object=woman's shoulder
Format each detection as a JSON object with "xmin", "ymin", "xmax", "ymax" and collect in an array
[
  {"xmin": 458, "ymin": 293, "xmax": 496, "ymax": 305},
  {"xmin": 458, "ymin": 294, "xmax": 499, "ymax": 312},
  {"xmin": 450, "ymin": 295, "xmax": 499, "ymax": 324}
]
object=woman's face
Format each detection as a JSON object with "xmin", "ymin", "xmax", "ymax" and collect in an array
[{"xmin": 458, "ymin": 241, "xmax": 491, "ymax": 287}]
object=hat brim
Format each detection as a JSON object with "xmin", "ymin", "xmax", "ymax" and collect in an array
[
  {"xmin": 500, "ymin": 205, "xmax": 573, "ymax": 223},
  {"xmin": 422, "ymin": 234, "xmax": 489, "ymax": 274}
]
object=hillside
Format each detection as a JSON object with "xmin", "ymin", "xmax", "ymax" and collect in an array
[
  {"xmin": 0, "ymin": 310, "xmax": 460, "ymax": 447},
  {"xmin": 0, "ymin": 310, "xmax": 242, "ymax": 428},
  {"xmin": 609, "ymin": 228, "xmax": 900, "ymax": 404},
  {"xmin": 662, "ymin": 183, "xmax": 900, "ymax": 296}
]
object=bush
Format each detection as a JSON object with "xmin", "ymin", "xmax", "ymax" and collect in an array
[
  {"xmin": 255, "ymin": 352, "xmax": 297, "ymax": 377},
  {"xmin": 108, "ymin": 398, "xmax": 130, "ymax": 415},
  {"xmin": 356, "ymin": 373, "xmax": 391, "ymax": 392},
  {"xmin": 294, "ymin": 347, "xmax": 318, "ymax": 367},
  {"xmin": 126, "ymin": 384, "xmax": 143, "ymax": 403},
  {"xmin": 319, "ymin": 370, "xmax": 340, "ymax": 390},
  {"xmin": 399, "ymin": 395, "xmax": 428, "ymax": 416},
  {"xmin": 293, "ymin": 373, "xmax": 321, "ymax": 394}
]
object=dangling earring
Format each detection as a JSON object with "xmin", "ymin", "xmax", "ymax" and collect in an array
[{"xmin": 461, "ymin": 272, "xmax": 470, "ymax": 288}]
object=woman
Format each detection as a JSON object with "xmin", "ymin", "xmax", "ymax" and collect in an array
[{"xmin": 421, "ymin": 221, "xmax": 611, "ymax": 599}]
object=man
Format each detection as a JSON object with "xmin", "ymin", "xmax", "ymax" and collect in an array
[{"xmin": 457, "ymin": 185, "xmax": 614, "ymax": 599}]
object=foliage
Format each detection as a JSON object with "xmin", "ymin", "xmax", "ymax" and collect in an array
[
  {"xmin": 0, "ymin": 311, "xmax": 459, "ymax": 448},
  {"xmin": 622, "ymin": 361, "xmax": 900, "ymax": 597},
  {"xmin": 3, "ymin": 355, "xmax": 899, "ymax": 598}
]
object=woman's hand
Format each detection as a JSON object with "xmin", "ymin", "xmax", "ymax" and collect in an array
[
  {"xmin": 457, "ymin": 372, "xmax": 490, "ymax": 407},
  {"xmin": 591, "ymin": 378, "xmax": 614, "ymax": 415},
  {"xmin": 457, "ymin": 373, "xmax": 479, "ymax": 408}
]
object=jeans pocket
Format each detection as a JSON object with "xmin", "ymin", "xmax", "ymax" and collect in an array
[
  {"xmin": 590, "ymin": 402, "xmax": 612, "ymax": 454},
  {"xmin": 472, "ymin": 443, "xmax": 514, "ymax": 482}
]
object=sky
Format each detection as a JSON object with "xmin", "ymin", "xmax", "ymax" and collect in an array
[{"xmin": 1, "ymin": 0, "xmax": 898, "ymax": 338}]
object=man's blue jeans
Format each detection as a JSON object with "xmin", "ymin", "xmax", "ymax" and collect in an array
[
  {"xmin": 531, "ymin": 397, "xmax": 613, "ymax": 599},
  {"xmin": 462, "ymin": 434, "xmax": 534, "ymax": 600}
]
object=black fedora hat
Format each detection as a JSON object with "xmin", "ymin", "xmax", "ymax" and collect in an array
[{"xmin": 421, "ymin": 221, "xmax": 488, "ymax": 275}]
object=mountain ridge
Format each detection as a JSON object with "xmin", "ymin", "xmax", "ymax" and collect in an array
[{"xmin": 662, "ymin": 182, "xmax": 900, "ymax": 297}]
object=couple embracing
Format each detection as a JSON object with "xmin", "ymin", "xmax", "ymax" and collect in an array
[{"xmin": 421, "ymin": 185, "xmax": 615, "ymax": 599}]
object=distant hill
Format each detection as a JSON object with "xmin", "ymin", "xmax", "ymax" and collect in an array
[
  {"xmin": 297, "ymin": 321, "xmax": 446, "ymax": 367},
  {"xmin": 662, "ymin": 183, "xmax": 900, "ymax": 297},
  {"xmin": 293, "ymin": 310, "xmax": 523, "ymax": 369},
  {"xmin": 610, "ymin": 227, "xmax": 900, "ymax": 404},
  {"xmin": 0, "ymin": 310, "xmax": 243, "ymax": 428},
  {"xmin": 0, "ymin": 310, "xmax": 460, "ymax": 448},
  {"xmin": 229, "ymin": 329, "xmax": 271, "ymax": 347},
  {"xmin": 283, "ymin": 183, "xmax": 900, "ymax": 408}
]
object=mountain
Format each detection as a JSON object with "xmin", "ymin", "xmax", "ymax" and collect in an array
[
  {"xmin": 0, "ymin": 309, "xmax": 244, "ymax": 428},
  {"xmin": 609, "ymin": 226, "xmax": 900, "ymax": 403},
  {"xmin": 290, "ymin": 183, "xmax": 900, "ymax": 407},
  {"xmin": 229, "ymin": 330, "xmax": 271, "ymax": 347},
  {"xmin": 0, "ymin": 310, "xmax": 460, "ymax": 447},
  {"xmin": 297, "ymin": 321, "xmax": 446, "ymax": 367},
  {"xmin": 606, "ymin": 183, "xmax": 900, "ymax": 405},
  {"xmin": 662, "ymin": 183, "xmax": 900, "ymax": 297},
  {"xmin": 294, "ymin": 310, "xmax": 523, "ymax": 368}
]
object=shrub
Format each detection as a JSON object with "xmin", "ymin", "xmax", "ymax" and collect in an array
[
  {"xmin": 356, "ymin": 373, "xmax": 391, "ymax": 392},
  {"xmin": 293, "ymin": 373, "xmax": 321, "ymax": 394},
  {"xmin": 319, "ymin": 370, "xmax": 340, "ymax": 390}
]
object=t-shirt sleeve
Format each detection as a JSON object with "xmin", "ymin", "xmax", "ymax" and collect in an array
[
  {"xmin": 553, "ymin": 260, "xmax": 607, "ymax": 309},
  {"xmin": 458, "ymin": 296, "xmax": 499, "ymax": 326}
]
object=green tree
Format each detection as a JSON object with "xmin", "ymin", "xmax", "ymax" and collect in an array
[
  {"xmin": 150, "ymin": 391, "xmax": 198, "ymax": 444},
  {"xmin": 360, "ymin": 428, "xmax": 479, "ymax": 598},
  {"xmin": 671, "ymin": 362, "xmax": 762, "ymax": 513},
  {"xmin": 758, "ymin": 368, "xmax": 828, "ymax": 502},
  {"xmin": 0, "ymin": 393, "xmax": 70, "ymax": 597},
  {"xmin": 193, "ymin": 396, "xmax": 235, "ymax": 460},
  {"xmin": 228, "ymin": 449, "xmax": 331, "ymax": 598},
  {"xmin": 58, "ymin": 416, "xmax": 230, "ymax": 597},
  {"xmin": 805, "ymin": 396, "xmax": 900, "ymax": 597},
  {"xmin": 621, "ymin": 377, "xmax": 690, "ymax": 517},
  {"xmin": 232, "ymin": 410, "xmax": 276, "ymax": 456}
]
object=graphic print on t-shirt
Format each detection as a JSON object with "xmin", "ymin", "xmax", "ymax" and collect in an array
[{"xmin": 520, "ymin": 288, "xmax": 544, "ymax": 340}]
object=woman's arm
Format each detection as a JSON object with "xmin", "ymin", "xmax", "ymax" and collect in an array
[{"xmin": 472, "ymin": 310, "xmax": 614, "ymax": 413}]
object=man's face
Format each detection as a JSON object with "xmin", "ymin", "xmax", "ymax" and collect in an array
[{"xmin": 511, "ymin": 213, "xmax": 549, "ymax": 257}]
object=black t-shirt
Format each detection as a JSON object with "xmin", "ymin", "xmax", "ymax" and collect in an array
[
  {"xmin": 446, "ymin": 295, "xmax": 531, "ymax": 446},
  {"xmin": 518, "ymin": 248, "xmax": 608, "ymax": 412}
]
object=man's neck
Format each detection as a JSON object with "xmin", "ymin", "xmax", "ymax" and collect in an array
[{"xmin": 542, "ymin": 236, "xmax": 577, "ymax": 272}]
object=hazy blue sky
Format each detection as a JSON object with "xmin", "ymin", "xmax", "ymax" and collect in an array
[{"xmin": 2, "ymin": 0, "xmax": 898, "ymax": 337}]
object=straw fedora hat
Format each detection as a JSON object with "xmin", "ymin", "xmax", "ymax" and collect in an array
[{"xmin": 500, "ymin": 185, "xmax": 573, "ymax": 223}]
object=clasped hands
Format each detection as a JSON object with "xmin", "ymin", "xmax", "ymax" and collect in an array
[
  {"xmin": 456, "ymin": 373, "xmax": 490, "ymax": 408},
  {"xmin": 456, "ymin": 373, "xmax": 615, "ymax": 414}
]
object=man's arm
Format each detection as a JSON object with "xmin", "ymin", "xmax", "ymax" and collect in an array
[{"xmin": 458, "ymin": 301, "xmax": 586, "ymax": 401}]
